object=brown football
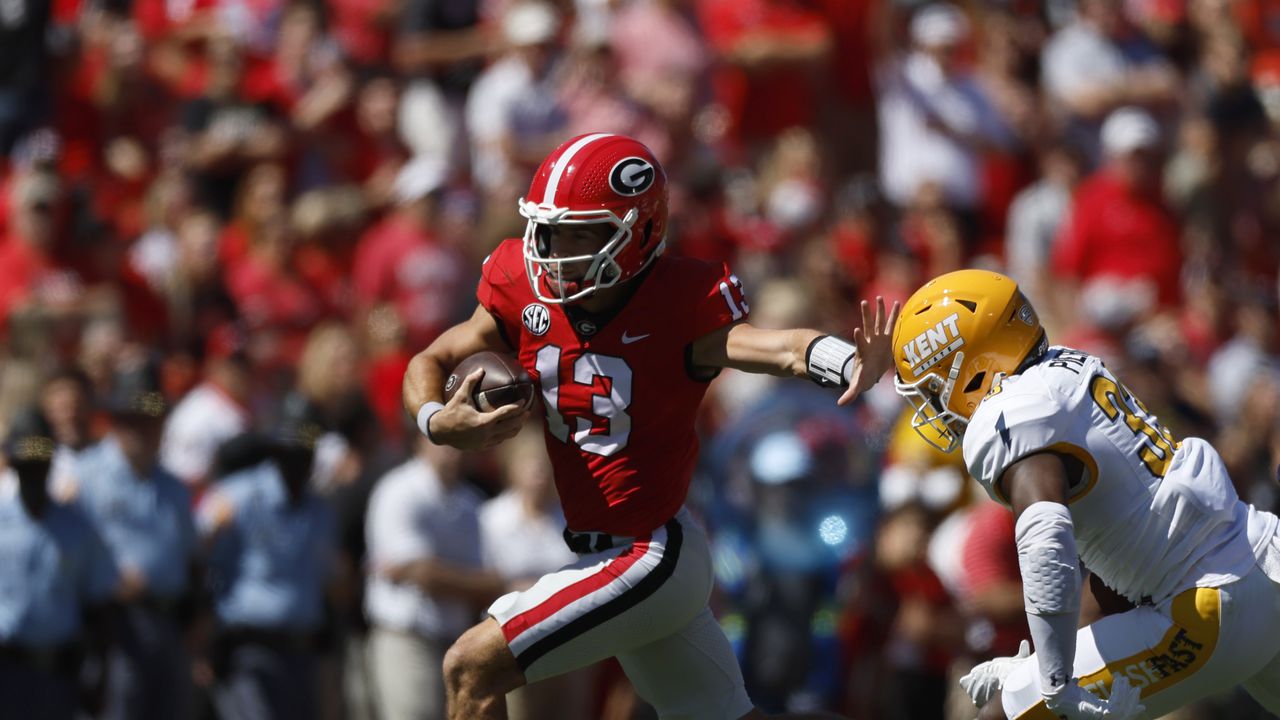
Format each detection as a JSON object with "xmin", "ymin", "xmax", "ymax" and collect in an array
[{"xmin": 443, "ymin": 351, "xmax": 536, "ymax": 412}]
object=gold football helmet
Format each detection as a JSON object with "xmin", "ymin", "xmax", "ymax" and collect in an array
[{"xmin": 892, "ymin": 270, "xmax": 1046, "ymax": 452}]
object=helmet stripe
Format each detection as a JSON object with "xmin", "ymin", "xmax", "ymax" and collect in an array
[{"xmin": 542, "ymin": 133, "xmax": 613, "ymax": 205}]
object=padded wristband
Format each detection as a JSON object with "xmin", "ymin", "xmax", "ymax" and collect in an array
[
  {"xmin": 417, "ymin": 401, "xmax": 445, "ymax": 444},
  {"xmin": 806, "ymin": 335, "xmax": 857, "ymax": 388}
]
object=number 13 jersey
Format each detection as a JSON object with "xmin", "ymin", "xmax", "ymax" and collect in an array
[
  {"xmin": 963, "ymin": 347, "xmax": 1278, "ymax": 604},
  {"xmin": 477, "ymin": 239, "xmax": 749, "ymax": 537}
]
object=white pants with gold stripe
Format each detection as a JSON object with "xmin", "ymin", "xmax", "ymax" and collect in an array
[{"xmin": 1000, "ymin": 559, "xmax": 1280, "ymax": 719}]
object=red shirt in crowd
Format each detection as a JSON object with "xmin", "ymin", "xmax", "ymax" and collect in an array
[
  {"xmin": 352, "ymin": 212, "xmax": 465, "ymax": 350},
  {"xmin": 0, "ymin": 237, "xmax": 82, "ymax": 328},
  {"xmin": 697, "ymin": 0, "xmax": 830, "ymax": 148},
  {"xmin": 960, "ymin": 501, "xmax": 1028, "ymax": 658},
  {"xmin": 1051, "ymin": 168, "xmax": 1182, "ymax": 307}
]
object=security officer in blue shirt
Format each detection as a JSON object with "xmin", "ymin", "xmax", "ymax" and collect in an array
[
  {"xmin": 199, "ymin": 406, "xmax": 336, "ymax": 720},
  {"xmin": 73, "ymin": 359, "xmax": 199, "ymax": 720},
  {"xmin": 0, "ymin": 408, "xmax": 119, "ymax": 720}
]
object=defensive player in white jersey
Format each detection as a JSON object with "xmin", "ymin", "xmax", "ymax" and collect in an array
[{"xmin": 891, "ymin": 270, "xmax": 1280, "ymax": 720}]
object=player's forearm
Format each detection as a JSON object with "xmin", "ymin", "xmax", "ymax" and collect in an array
[
  {"xmin": 697, "ymin": 323, "xmax": 850, "ymax": 378},
  {"xmin": 1016, "ymin": 501, "xmax": 1082, "ymax": 699},
  {"xmin": 403, "ymin": 350, "xmax": 451, "ymax": 417}
]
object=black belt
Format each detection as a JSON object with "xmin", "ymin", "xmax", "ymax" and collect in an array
[
  {"xmin": 221, "ymin": 627, "xmax": 319, "ymax": 653},
  {"xmin": 562, "ymin": 527, "xmax": 634, "ymax": 554},
  {"xmin": 132, "ymin": 594, "xmax": 180, "ymax": 615},
  {"xmin": 0, "ymin": 642, "xmax": 82, "ymax": 674}
]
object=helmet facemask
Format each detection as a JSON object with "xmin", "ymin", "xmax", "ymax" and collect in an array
[
  {"xmin": 519, "ymin": 199, "xmax": 646, "ymax": 304},
  {"xmin": 894, "ymin": 350, "xmax": 969, "ymax": 453}
]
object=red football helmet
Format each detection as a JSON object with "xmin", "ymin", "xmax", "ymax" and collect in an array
[{"xmin": 519, "ymin": 133, "xmax": 669, "ymax": 303}]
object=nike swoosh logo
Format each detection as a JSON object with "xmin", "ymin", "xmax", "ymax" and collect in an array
[{"xmin": 621, "ymin": 331, "xmax": 651, "ymax": 344}]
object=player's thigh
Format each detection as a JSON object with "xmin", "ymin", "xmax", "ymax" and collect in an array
[
  {"xmin": 489, "ymin": 511, "xmax": 713, "ymax": 684},
  {"xmin": 617, "ymin": 606, "xmax": 754, "ymax": 720},
  {"xmin": 1001, "ymin": 574, "xmax": 1280, "ymax": 719}
]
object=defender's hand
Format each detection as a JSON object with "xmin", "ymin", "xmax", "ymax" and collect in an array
[
  {"xmin": 839, "ymin": 297, "xmax": 902, "ymax": 405},
  {"xmin": 1044, "ymin": 676, "xmax": 1145, "ymax": 720},
  {"xmin": 427, "ymin": 369, "xmax": 528, "ymax": 451},
  {"xmin": 959, "ymin": 639, "xmax": 1032, "ymax": 707}
]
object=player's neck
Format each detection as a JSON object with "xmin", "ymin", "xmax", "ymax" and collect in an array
[{"xmin": 569, "ymin": 260, "xmax": 657, "ymax": 316}]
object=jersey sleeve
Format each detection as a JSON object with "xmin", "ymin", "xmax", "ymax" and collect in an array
[
  {"xmin": 476, "ymin": 240, "xmax": 526, "ymax": 347},
  {"xmin": 962, "ymin": 384, "xmax": 1079, "ymax": 504},
  {"xmin": 690, "ymin": 262, "xmax": 750, "ymax": 340}
]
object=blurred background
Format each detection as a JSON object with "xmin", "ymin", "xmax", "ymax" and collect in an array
[{"xmin": 0, "ymin": 0, "xmax": 1279, "ymax": 718}]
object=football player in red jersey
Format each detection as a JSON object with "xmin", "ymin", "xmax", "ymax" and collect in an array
[{"xmin": 403, "ymin": 133, "xmax": 899, "ymax": 720}]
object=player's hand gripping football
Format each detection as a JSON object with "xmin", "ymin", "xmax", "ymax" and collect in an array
[
  {"xmin": 428, "ymin": 369, "xmax": 528, "ymax": 451},
  {"xmin": 1044, "ymin": 675, "xmax": 1146, "ymax": 720},
  {"xmin": 838, "ymin": 296, "xmax": 902, "ymax": 406},
  {"xmin": 959, "ymin": 639, "xmax": 1032, "ymax": 707}
]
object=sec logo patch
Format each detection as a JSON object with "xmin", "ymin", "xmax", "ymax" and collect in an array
[{"xmin": 523, "ymin": 303, "xmax": 551, "ymax": 336}]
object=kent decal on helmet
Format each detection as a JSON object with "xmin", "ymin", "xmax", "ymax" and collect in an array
[
  {"xmin": 518, "ymin": 133, "xmax": 669, "ymax": 304},
  {"xmin": 892, "ymin": 270, "xmax": 1047, "ymax": 453}
]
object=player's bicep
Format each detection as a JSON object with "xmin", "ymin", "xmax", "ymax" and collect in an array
[{"xmin": 1000, "ymin": 452, "xmax": 1072, "ymax": 522}]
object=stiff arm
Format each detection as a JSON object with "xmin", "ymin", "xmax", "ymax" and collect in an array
[{"xmin": 689, "ymin": 297, "xmax": 900, "ymax": 405}]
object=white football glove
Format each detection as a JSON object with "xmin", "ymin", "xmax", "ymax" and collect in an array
[
  {"xmin": 1043, "ymin": 675, "xmax": 1146, "ymax": 720},
  {"xmin": 959, "ymin": 639, "xmax": 1032, "ymax": 708}
]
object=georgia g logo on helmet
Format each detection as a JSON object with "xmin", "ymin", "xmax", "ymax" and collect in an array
[{"xmin": 609, "ymin": 157, "xmax": 656, "ymax": 197}]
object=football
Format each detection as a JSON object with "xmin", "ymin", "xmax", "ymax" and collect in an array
[{"xmin": 443, "ymin": 351, "xmax": 536, "ymax": 412}]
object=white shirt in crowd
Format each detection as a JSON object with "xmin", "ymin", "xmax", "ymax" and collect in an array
[
  {"xmin": 479, "ymin": 490, "xmax": 576, "ymax": 583},
  {"xmin": 160, "ymin": 382, "xmax": 251, "ymax": 485},
  {"xmin": 876, "ymin": 52, "xmax": 1011, "ymax": 209},
  {"xmin": 365, "ymin": 457, "xmax": 486, "ymax": 641}
]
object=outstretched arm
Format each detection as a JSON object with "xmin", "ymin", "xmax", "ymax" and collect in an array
[{"xmin": 689, "ymin": 297, "xmax": 900, "ymax": 405}]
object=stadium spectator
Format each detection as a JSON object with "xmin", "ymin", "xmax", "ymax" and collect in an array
[
  {"xmin": 40, "ymin": 366, "xmax": 98, "ymax": 499},
  {"xmin": 160, "ymin": 324, "xmax": 253, "ymax": 488},
  {"xmin": 1050, "ymin": 106, "xmax": 1182, "ymax": 329},
  {"xmin": 353, "ymin": 156, "xmax": 465, "ymax": 351},
  {"xmin": 0, "ymin": 408, "xmax": 118, "ymax": 720},
  {"xmin": 876, "ymin": 4, "xmax": 1014, "ymax": 221},
  {"xmin": 365, "ymin": 435, "xmax": 502, "ymax": 720},
  {"xmin": 197, "ymin": 406, "xmax": 337, "ymax": 720},
  {"xmin": 71, "ymin": 357, "xmax": 198, "ymax": 720},
  {"xmin": 1040, "ymin": 0, "xmax": 1177, "ymax": 157}
]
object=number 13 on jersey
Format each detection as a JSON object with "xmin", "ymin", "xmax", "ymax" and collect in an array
[{"xmin": 535, "ymin": 346, "xmax": 634, "ymax": 457}]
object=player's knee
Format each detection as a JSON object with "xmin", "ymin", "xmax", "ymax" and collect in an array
[
  {"xmin": 977, "ymin": 697, "xmax": 1007, "ymax": 720},
  {"xmin": 443, "ymin": 624, "xmax": 518, "ymax": 698}
]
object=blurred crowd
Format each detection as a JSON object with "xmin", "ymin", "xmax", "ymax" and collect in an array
[{"xmin": 2, "ymin": 0, "xmax": 1280, "ymax": 718}]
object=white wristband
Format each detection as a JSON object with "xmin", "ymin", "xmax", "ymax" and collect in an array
[
  {"xmin": 806, "ymin": 335, "xmax": 857, "ymax": 388},
  {"xmin": 417, "ymin": 401, "xmax": 445, "ymax": 443}
]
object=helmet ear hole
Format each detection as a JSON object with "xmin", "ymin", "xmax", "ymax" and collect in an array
[
  {"xmin": 641, "ymin": 219, "xmax": 653, "ymax": 247},
  {"xmin": 963, "ymin": 371, "xmax": 986, "ymax": 394}
]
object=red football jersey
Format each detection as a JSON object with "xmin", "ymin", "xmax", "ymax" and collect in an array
[{"xmin": 478, "ymin": 239, "xmax": 749, "ymax": 537}]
